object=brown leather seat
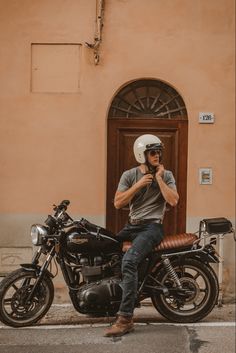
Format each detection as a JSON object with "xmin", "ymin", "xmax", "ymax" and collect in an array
[{"xmin": 122, "ymin": 233, "xmax": 199, "ymax": 252}]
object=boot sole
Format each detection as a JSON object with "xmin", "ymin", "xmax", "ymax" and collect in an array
[{"xmin": 104, "ymin": 327, "xmax": 134, "ymax": 337}]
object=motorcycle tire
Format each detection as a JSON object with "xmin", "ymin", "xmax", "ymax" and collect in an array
[
  {"xmin": 151, "ymin": 258, "xmax": 219, "ymax": 323},
  {"xmin": 0, "ymin": 268, "xmax": 54, "ymax": 327}
]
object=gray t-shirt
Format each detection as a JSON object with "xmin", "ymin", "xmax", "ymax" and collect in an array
[{"xmin": 117, "ymin": 167, "xmax": 177, "ymax": 221}]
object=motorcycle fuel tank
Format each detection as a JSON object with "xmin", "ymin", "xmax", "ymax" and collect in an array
[{"xmin": 66, "ymin": 224, "xmax": 121, "ymax": 254}]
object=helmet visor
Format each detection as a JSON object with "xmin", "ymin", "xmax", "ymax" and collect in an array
[{"xmin": 145, "ymin": 143, "xmax": 163, "ymax": 151}]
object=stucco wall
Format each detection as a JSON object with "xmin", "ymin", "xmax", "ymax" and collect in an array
[{"xmin": 0, "ymin": 0, "xmax": 235, "ymax": 300}]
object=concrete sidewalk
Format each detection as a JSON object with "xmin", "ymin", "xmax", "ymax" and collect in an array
[{"xmin": 40, "ymin": 302, "xmax": 235, "ymax": 326}]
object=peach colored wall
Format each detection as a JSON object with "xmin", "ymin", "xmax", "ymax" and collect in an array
[
  {"xmin": 0, "ymin": 0, "xmax": 235, "ymax": 296},
  {"xmin": 0, "ymin": 0, "xmax": 234, "ymax": 218}
]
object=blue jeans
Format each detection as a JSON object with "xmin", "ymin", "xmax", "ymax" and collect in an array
[{"xmin": 116, "ymin": 222, "xmax": 164, "ymax": 317}]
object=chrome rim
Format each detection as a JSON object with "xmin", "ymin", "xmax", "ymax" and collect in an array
[
  {"xmin": 2, "ymin": 273, "xmax": 50, "ymax": 324},
  {"xmin": 160, "ymin": 264, "xmax": 211, "ymax": 316}
]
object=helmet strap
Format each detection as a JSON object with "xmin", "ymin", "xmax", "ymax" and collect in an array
[{"xmin": 145, "ymin": 160, "xmax": 156, "ymax": 175}]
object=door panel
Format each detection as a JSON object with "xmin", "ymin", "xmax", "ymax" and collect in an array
[{"xmin": 106, "ymin": 118, "xmax": 188, "ymax": 235}]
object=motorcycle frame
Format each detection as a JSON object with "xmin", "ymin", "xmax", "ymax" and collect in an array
[
  {"xmin": 8, "ymin": 200, "xmax": 233, "ymax": 322},
  {"xmin": 20, "ymin": 220, "xmax": 234, "ymax": 312}
]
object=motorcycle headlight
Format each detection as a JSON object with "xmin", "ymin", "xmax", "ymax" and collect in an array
[{"xmin": 31, "ymin": 224, "xmax": 47, "ymax": 245}]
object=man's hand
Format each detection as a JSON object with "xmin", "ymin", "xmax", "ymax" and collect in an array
[
  {"xmin": 154, "ymin": 164, "xmax": 179, "ymax": 207},
  {"xmin": 136, "ymin": 173, "xmax": 153, "ymax": 188},
  {"xmin": 155, "ymin": 164, "xmax": 165, "ymax": 179}
]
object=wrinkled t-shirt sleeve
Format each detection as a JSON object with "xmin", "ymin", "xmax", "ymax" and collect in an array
[
  {"xmin": 164, "ymin": 171, "xmax": 177, "ymax": 190},
  {"xmin": 117, "ymin": 171, "xmax": 131, "ymax": 192}
]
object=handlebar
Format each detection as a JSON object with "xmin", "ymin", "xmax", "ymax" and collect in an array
[{"xmin": 53, "ymin": 200, "xmax": 70, "ymax": 212}]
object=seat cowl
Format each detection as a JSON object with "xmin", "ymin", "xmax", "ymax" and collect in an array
[{"xmin": 122, "ymin": 233, "xmax": 199, "ymax": 252}]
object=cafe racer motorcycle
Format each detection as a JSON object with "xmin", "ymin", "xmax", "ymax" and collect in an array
[{"xmin": 0, "ymin": 200, "xmax": 234, "ymax": 327}]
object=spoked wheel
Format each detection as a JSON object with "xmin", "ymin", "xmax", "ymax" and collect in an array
[
  {"xmin": 151, "ymin": 258, "xmax": 219, "ymax": 323},
  {"xmin": 0, "ymin": 268, "xmax": 54, "ymax": 327}
]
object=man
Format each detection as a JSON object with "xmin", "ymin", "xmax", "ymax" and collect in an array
[{"xmin": 104, "ymin": 134, "xmax": 179, "ymax": 337}]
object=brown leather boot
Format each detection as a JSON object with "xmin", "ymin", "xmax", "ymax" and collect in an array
[{"xmin": 104, "ymin": 315, "xmax": 134, "ymax": 337}]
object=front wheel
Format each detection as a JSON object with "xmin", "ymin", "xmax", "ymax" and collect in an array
[
  {"xmin": 0, "ymin": 268, "xmax": 54, "ymax": 327},
  {"xmin": 151, "ymin": 258, "xmax": 219, "ymax": 323}
]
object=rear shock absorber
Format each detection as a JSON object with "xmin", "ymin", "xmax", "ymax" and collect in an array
[{"xmin": 162, "ymin": 258, "xmax": 182, "ymax": 288}]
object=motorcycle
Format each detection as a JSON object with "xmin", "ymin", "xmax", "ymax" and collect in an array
[{"xmin": 0, "ymin": 200, "xmax": 234, "ymax": 327}]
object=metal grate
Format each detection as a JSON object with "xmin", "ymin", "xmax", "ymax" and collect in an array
[{"xmin": 108, "ymin": 79, "xmax": 187, "ymax": 119}]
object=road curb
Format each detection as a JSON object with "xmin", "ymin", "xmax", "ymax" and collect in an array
[{"xmin": 39, "ymin": 303, "xmax": 235, "ymax": 326}]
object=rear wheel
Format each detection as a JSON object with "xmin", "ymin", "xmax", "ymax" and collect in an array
[
  {"xmin": 0, "ymin": 268, "xmax": 54, "ymax": 327},
  {"xmin": 151, "ymin": 258, "xmax": 219, "ymax": 322}
]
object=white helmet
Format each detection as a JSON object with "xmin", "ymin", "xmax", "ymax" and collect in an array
[{"xmin": 133, "ymin": 134, "xmax": 163, "ymax": 163}]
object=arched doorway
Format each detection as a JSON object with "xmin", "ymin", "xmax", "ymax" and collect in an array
[{"xmin": 106, "ymin": 78, "xmax": 188, "ymax": 235}]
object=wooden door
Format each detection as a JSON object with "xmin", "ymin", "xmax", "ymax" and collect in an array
[{"xmin": 106, "ymin": 118, "xmax": 188, "ymax": 235}]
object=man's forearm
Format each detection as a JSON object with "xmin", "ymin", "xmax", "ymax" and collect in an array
[
  {"xmin": 156, "ymin": 176, "xmax": 179, "ymax": 207},
  {"xmin": 114, "ymin": 184, "xmax": 141, "ymax": 209}
]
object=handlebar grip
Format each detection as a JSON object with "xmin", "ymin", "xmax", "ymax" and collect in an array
[
  {"xmin": 61, "ymin": 200, "xmax": 70, "ymax": 206},
  {"xmin": 54, "ymin": 200, "xmax": 70, "ymax": 212}
]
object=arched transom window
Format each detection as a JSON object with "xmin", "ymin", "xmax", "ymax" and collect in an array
[{"xmin": 108, "ymin": 79, "xmax": 187, "ymax": 119}]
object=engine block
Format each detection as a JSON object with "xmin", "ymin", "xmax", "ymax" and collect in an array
[{"xmin": 77, "ymin": 277, "xmax": 122, "ymax": 314}]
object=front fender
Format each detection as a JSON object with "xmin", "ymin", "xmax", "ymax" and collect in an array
[{"xmin": 20, "ymin": 263, "xmax": 54, "ymax": 278}]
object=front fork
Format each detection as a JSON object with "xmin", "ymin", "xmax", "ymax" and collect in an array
[
  {"xmin": 23, "ymin": 246, "xmax": 55, "ymax": 303},
  {"xmin": 31, "ymin": 247, "xmax": 43, "ymax": 265}
]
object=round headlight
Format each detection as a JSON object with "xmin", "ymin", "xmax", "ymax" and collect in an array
[{"xmin": 31, "ymin": 224, "xmax": 47, "ymax": 245}]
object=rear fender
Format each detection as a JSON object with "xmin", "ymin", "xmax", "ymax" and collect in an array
[
  {"xmin": 188, "ymin": 246, "xmax": 220, "ymax": 264},
  {"xmin": 173, "ymin": 248, "xmax": 220, "ymax": 264},
  {"xmin": 156, "ymin": 246, "xmax": 219, "ymax": 268}
]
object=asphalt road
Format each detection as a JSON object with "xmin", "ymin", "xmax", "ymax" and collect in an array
[{"xmin": 0, "ymin": 322, "xmax": 235, "ymax": 353}]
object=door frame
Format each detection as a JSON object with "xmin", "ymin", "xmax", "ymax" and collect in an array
[{"xmin": 106, "ymin": 118, "xmax": 188, "ymax": 235}]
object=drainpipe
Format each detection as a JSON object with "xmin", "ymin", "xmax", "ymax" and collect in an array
[{"xmin": 85, "ymin": 0, "xmax": 105, "ymax": 65}]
